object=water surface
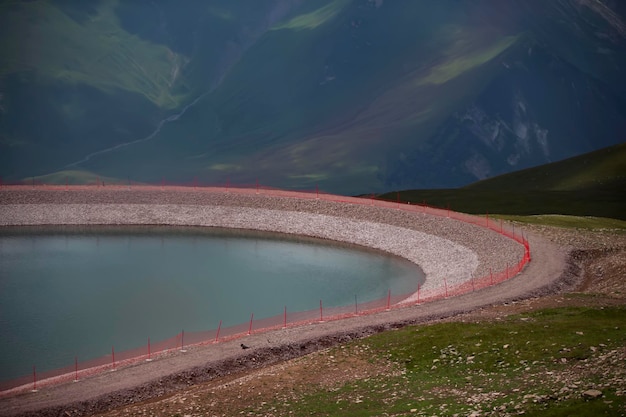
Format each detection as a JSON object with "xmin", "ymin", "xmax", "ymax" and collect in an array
[{"xmin": 0, "ymin": 226, "xmax": 424, "ymax": 381}]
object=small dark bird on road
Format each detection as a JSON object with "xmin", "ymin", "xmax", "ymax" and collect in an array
[{"xmin": 241, "ymin": 343, "xmax": 250, "ymax": 349}]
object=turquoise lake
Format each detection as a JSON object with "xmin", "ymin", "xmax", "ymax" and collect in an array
[{"xmin": 0, "ymin": 226, "xmax": 424, "ymax": 382}]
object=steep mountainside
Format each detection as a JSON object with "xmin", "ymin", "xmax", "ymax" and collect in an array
[
  {"xmin": 0, "ymin": 0, "xmax": 302, "ymax": 178},
  {"xmin": 1, "ymin": 0, "xmax": 625, "ymax": 194}
]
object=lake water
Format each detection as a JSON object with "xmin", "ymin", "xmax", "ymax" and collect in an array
[{"xmin": 0, "ymin": 226, "xmax": 424, "ymax": 382}]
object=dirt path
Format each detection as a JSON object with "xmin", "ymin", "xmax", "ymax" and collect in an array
[{"xmin": 0, "ymin": 188, "xmax": 568, "ymax": 417}]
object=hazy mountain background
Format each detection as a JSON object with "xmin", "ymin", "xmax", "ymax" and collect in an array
[{"xmin": 1, "ymin": 0, "xmax": 625, "ymax": 194}]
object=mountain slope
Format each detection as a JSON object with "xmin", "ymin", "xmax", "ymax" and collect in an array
[
  {"xmin": 0, "ymin": 0, "xmax": 301, "ymax": 178},
  {"xmin": 466, "ymin": 142, "xmax": 626, "ymax": 193},
  {"xmin": 379, "ymin": 143, "xmax": 626, "ymax": 220},
  {"xmin": 1, "ymin": 0, "xmax": 625, "ymax": 194}
]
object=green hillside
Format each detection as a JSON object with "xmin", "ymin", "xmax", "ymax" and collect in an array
[
  {"xmin": 0, "ymin": 0, "xmax": 187, "ymax": 108},
  {"xmin": 378, "ymin": 143, "xmax": 626, "ymax": 221},
  {"xmin": 0, "ymin": 0, "xmax": 305, "ymax": 179},
  {"xmin": 466, "ymin": 142, "xmax": 626, "ymax": 193},
  {"xmin": 1, "ymin": 1, "xmax": 626, "ymax": 194},
  {"xmin": 62, "ymin": 1, "xmax": 531, "ymax": 191}
]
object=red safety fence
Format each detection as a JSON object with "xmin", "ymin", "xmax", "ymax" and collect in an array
[{"xmin": 0, "ymin": 180, "xmax": 530, "ymax": 395}]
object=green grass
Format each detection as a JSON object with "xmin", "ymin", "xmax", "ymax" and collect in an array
[
  {"xmin": 257, "ymin": 307, "xmax": 626, "ymax": 416},
  {"xmin": 271, "ymin": 0, "xmax": 350, "ymax": 31},
  {"xmin": 0, "ymin": 0, "xmax": 187, "ymax": 108},
  {"xmin": 377, "ymin": 188, "xmax": 626, "ymax": 221},
  {"xmin": 377, "ymin": 143, "xmax": 626, "ymax": 221},
  {"xmin": 417, "ymin": 34, "xmax": 520, "ymax": 85},
  {"xmin": 466, "ymin": 143, "xmax": 626, "ymax": 193},
  {"xmin": 166, "ymin": 3, "xmax": 524, "ymax": 194},
  {"xmin": 495, "ymin": 215, "xmax": 626, "ymax": 230},
  {"xmin": 215, "ymin": 27, "xmax": 523, "ymax": 194}
]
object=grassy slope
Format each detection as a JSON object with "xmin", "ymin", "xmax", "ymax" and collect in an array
[
  {"xmin": 0, "ymin": 0, "xmax": 316, "ymax": 181},
  {"xmin": 267, "ymin": 307, "xmax": 626, "ymax": 416},
  {"xmin": 378, "ymin": 143, "xmax": 626, "ymax": 221},
  {"xmin": 149, "ymin": 0, "xmax": 624, "ymax": 193},
  {"xmin": 1, "ymin": 1, "xmax": 624, "ymax": 191},
  {"xmin": 4, "ymin": 1, "xmax": 623, "ymax": 194},
  {"xmin": 244, "ymin": 33, "xmax": 523, "ymax": 193},
  {"xmin": 82, "ymin": 1, "xmax": 524, "ymax": 193},
  {"xmin": 274, "ymin": 308, "xmax": 626, "ymax": 416},
  {"xmin": 0, "ymin": 0, "xmax": 186, "ymax": 109},
  {"xmin": 466, "ymin": 142, "xmax": 626, "ymax": 192},
  {"xmin": 64, "ymin": 1, "xmax": 351, "ymax": 184},
  {"xmin": 497, "ymin": 215, "xmax": 626, "ymax": 230},
  {"xmin": 125, "ymin": 305, "xmax": 626, "ymax": 415},
  {"xmin": 0, "ymin": 0, "xmax": 194, "ymax": 178}
]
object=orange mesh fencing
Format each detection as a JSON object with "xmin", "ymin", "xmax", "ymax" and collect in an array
[{"xmin": 0, "ymin": 181, "xmax": 530, "ymax": 395}]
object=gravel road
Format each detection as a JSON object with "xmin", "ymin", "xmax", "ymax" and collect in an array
[{"xmin": 0, "ymin": 187, "xmax": 570, "ymax": 417}]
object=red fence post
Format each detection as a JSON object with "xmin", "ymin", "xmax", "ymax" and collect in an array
[
  {"xmin": 354, "ymin": 294, "xmax": 358, "ymax": 315},
  {"xmin": 417, "ymin": 284, "xmax": 421, "ymax": 304},
  {"xmin": 74, "ymin": 356, "xmax": 79, "ymax": 382},
  {"xmin": 319, "ymin": 300, "xmax": 324, "ymax": 322},
  {"xmin": 180, "ymin": 330, "xmax": 186, "ymax": 352},
  {"xmin": 215, "ymin": 320, "xmax": 222, "ymax": 342},
  {"xmin": 112, "ymin": 346, "xmax": 116, "ymax": 370},
  {"xmin": 32, "ymin": 365, "xmax": 37, "ymax": 392},
  {"xmin": 147, "ymin": 337, "xmax": 152, "ymax": 362},
  {"xmin": 248, "ymin": 313, "xmax": 254, "ymax": 335},
  {"xmin": 386, "ymin": 289, "xmax": 391, "ymax": 310}
]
